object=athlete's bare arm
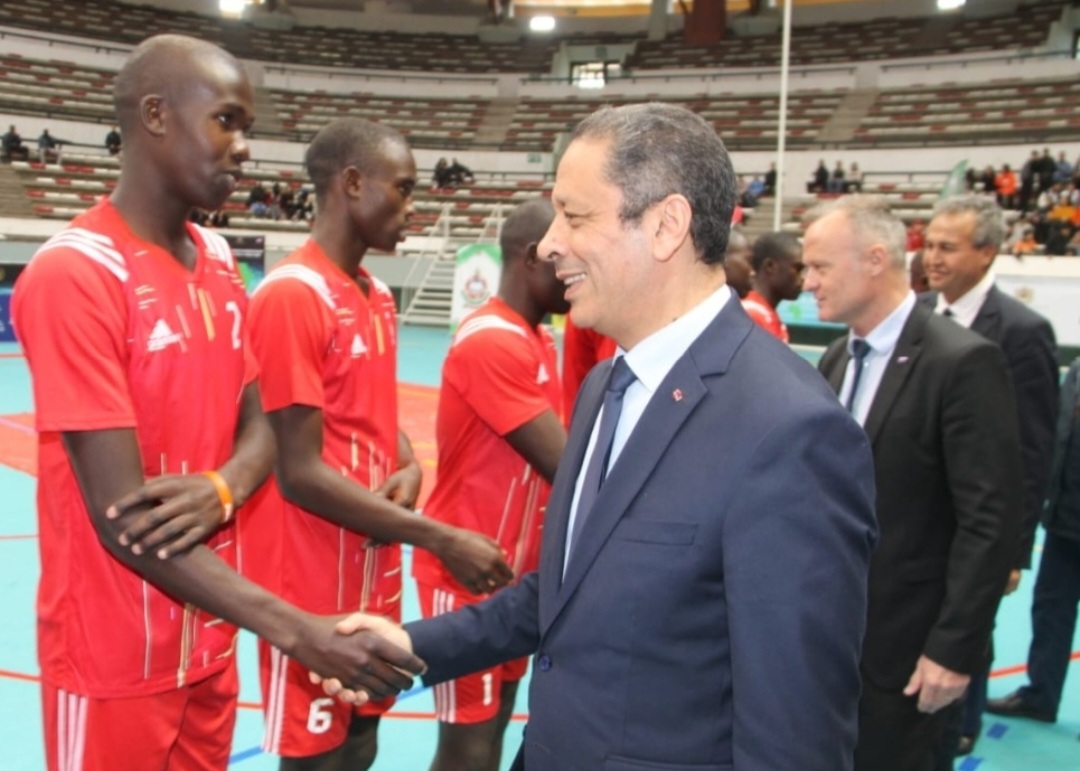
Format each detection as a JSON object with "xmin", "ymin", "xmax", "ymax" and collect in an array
[
  {"xmin": 504, "ymin": 410, "xmax": 566, "ymax": 484},
  {"xmin": 111, "ymin": 383, "xmax": 273, "ymax": 558},
  {"xmin": 63, "ymin": 427, "xmax": 424, "ymax": 695},
  {"xmin": 375, "ymin": 429, "xmax": 423, "ymax": 510},
  {"xmin": 270, "ymin": 404, "xmax": 514, "ymax": 595}
]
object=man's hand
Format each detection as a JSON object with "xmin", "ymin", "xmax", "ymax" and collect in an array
[
  {"xmin": 106, "ymin": 474, "xmax": 227, "ymax": 559},
  {"xmin": 437, "ymin": 528, "xmax": 514, "ymax": 595},
  {"xmin": 296, "ymin": 613, "xmax": 424, "ymax": 705},
  {"xmin": 1003, "ymin": 569, "xmax": 1022, "ymax": 596},
  {"xmin": 376, "ymin": 462, "xmax": 422, "ymax": 510},
  {"xmin": 309, "ymin": 613, "xmax": 417, "ymax": 705},
  {"xmin": 903, "ymin": 655, "xmax": 970, "ymax": 714}
]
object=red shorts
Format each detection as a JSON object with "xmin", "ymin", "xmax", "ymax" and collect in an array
[
  {"xmin": 418, "ymin": 582, "xmax": 529, "ymax": 725},
  {"xmin": 41, "ymin": 663, "xmax": 238, "ymax": 771},
  {"xmin": 258, "ymin": 642, "xmax": 398, "ymax": 758}
]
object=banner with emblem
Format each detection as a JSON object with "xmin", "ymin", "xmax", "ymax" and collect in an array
[{"xmin": 450, "ymin": 243, "xmax": 502, "ymax": 331}]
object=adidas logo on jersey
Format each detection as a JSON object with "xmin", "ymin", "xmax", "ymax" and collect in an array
[
  {"xmin": 147, "ymin": 319, "xmax": 183, "ymax": 352},
  {"xmin": 350, "ymin": 333, "xmax": 368, "ymax": 358}
]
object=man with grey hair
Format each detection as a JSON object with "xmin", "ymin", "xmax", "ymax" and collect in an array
[
  {"xmin": 923, "ymin": 194, "xmax": 1058, "ymax": 760},
  {"xmin": 806, "ymin": 195, "xmax": 1023, "ymax": 771},
  {"xmin": 323, "ymin": 102, "xmax": 878, "ymax": 771}
]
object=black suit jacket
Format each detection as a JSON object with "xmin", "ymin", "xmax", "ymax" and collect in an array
[
  {"xmin": 820, "ymin": 302, "xmax": 1023, "ymax": 689},
  {"xmin": 922, "ymin": 286, "xmax": 1059, "ymax": 569}
]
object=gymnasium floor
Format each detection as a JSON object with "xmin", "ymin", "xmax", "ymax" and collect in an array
[{"xmin": 1, "ymin": 327, "xmax": 1078, "ymax": 770}]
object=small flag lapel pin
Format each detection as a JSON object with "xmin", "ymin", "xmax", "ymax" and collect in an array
[{"xmin": 672, "ymin": 388, "xmax": 684, "ymax": 402}]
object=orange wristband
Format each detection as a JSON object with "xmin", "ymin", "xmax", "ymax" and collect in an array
[{"xmin": 202, "ymin": 470, "xmax": 235, "ymax": 524}]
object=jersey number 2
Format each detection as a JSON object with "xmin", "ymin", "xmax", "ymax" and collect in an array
[{"xmin": 225, "ymin": 301, "xmax": 242, "ymax": 350}]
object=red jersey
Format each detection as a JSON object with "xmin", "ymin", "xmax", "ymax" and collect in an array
[
  {"xmin": 244, "ymin": 241, "xmax": 401, "ymax": 616},
  {"xmin": 13, "ymin": 199, "xmax": 257, "ymax": 699},
  {"xmin": 413, "ymin": 297, "xmax": 562, "ymax": 592},
  {"xmin": 742, "ymin": 289, "xmax": 789, "ymax": 343},
  {"xmin": 561, "ymin": 315, "xmax": 617, "ymax": 417}
]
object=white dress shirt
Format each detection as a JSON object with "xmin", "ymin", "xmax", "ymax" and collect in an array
[
  {"xmin": 933, "ymin": 270, "xmax": 994, "ymax": 329},
  {"xmin": 840, "ymin": 291, "xmax": 917, "ymax": 427},
  {"xmin": 563, "ymin": 284, "xmax": 732, "ymax": 564}
]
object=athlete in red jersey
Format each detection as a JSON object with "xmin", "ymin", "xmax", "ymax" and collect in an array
[
  {"xmin": 561, "ymin": 316, "xmax": 617, "ymax": 414},
  {"xmin": 12, "ymin": 36, "xmax": 421, "ymax": 771},
  {"xmin": 742, "ymin": 231, "xmax": 805, "ymax": 343},
  {"xmin": 245, "ymin": 119, "xmax": 512, "ymax": 771},
  {"xmin": 413, "ymin": 198, "xmax": 569, "ymax": 771}
]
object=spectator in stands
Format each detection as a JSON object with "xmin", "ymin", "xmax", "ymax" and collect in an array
[
  {"xmin": 447, "ymin": 158, "xmax": 474, "ymax": 186},
  {"xmin": 105, "ymin": 125, "xmax": 122, "ymax": 156},
  {"xmin": 247, "ymin": 182, "xmax": 269, "ymax": 217},
  {"xmin": 1, "ymin": 124, "xmax": 28, "ymax": 162},
  {"xmin": 828, "ymin": 161, "xmax": 846, "ymax": 194},
  {"xmin": 294, "ymin": 187, "xmax": 314, "ymax": 221},
  {"xmin": 763, "ymin": 162, "xmax": 776, "ymax": 197},
  {"xmin": 979, "ymin": 165, "xmax": 997, "ymax": 195},
  {"xmin": 964, "ymin": 167, "xmax": 978, "ymax": 192},
  {"xmin": 1045, "ymin": 223, "xmax": 1074, "ymax": 257},
  {"xmin": 909, "ymin": 251, "xmax": 930, "ymax": 293},
  {"xmin": 1066, "ymin": 229, "xmax": 1080, "ymax": 257},
  {"xmin": 742, "ymin": 231, "xmax": 804, "ymax": 343},
  {"xmin": 1036, "ymin": 148, "xmax": 1056, "ymax": 193},
  {"xmin": 1012, "ymin": 226, "xmax": 1041, "ymax": 257},
  {"xmin": 746, "ymin": 175, "xmax": 765, "ymax": 204},
  {"xmin": 1020, "ymin": 150, "xmax": 1040, "ymax": 212},
  {"xmin": 432, "ymin": 157, "xmax": 451, "ymax": 189},
  {"xmin": 278, "ymin": 186, "xmax": 296, "ymax": 220},
  {"xmin": 37, "ymin": 129, "xmax": 60, "ymax": 164},
  {"xmin": 1054, "ymin": 151, "xmax": 1074, "ymax": 186},
  {"xmin": 845, "ymin": 163, "xmax": 863, "ymax": 193},
  {"xmin": 906, "ymin": 219, "xmax": 926, "ymax": 252},
  {"xmin": 995, "ymin": 164, "xmax": 1018, "ymax": 210},
  {"xmin": 810, "ymin": 159, "xmax": 829, "ymax": 193}
]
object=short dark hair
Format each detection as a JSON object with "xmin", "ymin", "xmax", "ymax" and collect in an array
[
  {"xmin": 572, "ymin": 103, "xmax": 736, "ymax": 265},
  {"xmin": 305, "ymin": 119, "xmax": 407, "ymax": 201},
  {"xmin": 750, "ymin": 231, "xmax": 801, "ymax": 272},
  {"xmin": 500, "ymin": 197, "xmax": 554, "ymax": 265}
]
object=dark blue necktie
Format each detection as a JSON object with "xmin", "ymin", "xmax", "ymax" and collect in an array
[
  {"xmin": 568, "ymin": 357, "xmax": 637, "ymax": 554},
  {"xmin": 844, "ymin": 338, "xmax": 871, "ymax": 413}
]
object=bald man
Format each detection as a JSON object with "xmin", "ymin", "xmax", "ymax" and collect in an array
[{"xmin": 13, "ymin": 35, "xmax": 421, "ymax": 771}]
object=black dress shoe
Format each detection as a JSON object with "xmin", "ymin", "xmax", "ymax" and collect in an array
[
  {"xmin": 985, "ymin": 689, "xmax": 1056, "ymax": 723},
  {"xmin": 957, "ymin": 735, "xmax": 977, "ymax": 756}
]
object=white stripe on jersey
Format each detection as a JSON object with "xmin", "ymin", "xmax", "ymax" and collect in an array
[
  {"xmin": 453, "ymin": 315, "xmax": 527, "ymax": 347},
  {"xmin": 194, "ymin": 224, "xmax": 236, "ymax": 271},
  {"xmin": 432, "ymin": 588, "xmax": 457, "ymax": 723},
  {"xmin": 263, "ymin": 646, "xmax": 287, "ymax": 755},
  {"xmin": 255, "ymin": 265, "xmax": 337, "ymax": 310},
  {"xmin": 370, "ymin": 274, "xmax": 391, "ymax": 296},
  {"xmin": 57, "ymin": 689, "xmax": 87, "ymax": 771},
  {"xmin": 41, "ymin": 230, "xmax": 130, "ymax": 282}
]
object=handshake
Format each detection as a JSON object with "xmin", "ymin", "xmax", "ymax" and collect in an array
[{"xmin": 304, "ymin": 612, "xmax": 419, "ymax": 706}]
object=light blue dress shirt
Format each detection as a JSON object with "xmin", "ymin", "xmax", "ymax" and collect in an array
[{"xmin": 840, "ymin": 291, "xmax": 917, "ymax": 427}]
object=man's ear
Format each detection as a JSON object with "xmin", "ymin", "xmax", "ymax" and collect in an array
[
  {"xmin": 341, "ymin": 165, "xmax": 363, "ymax": 199},
  {"xmin": 140, "ymin": 95, "xmax": 166, "ymax": 137},
  {"xmin": 652, "ymin": 194, "xmax": 693, "ymax": 263}
]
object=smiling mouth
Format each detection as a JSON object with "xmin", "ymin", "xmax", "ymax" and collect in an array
[{"xmin": 562, "ymin": 273, "xmax": 586, "ymax": 287}]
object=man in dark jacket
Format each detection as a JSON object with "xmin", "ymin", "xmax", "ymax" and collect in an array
[{"xmin": 987, "ymin": 358, "xmax": 1080, "ymax": 725}]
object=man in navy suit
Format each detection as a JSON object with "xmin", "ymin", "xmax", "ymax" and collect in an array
[
  {"xmin": 324, "ymin": 103, "xmax": 878, "ymax": 771},
  {"xmin": 808, "ymin": 196, "xmax": 1023, "ymax": 771}
]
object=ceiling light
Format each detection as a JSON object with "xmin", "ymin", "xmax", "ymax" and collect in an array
[
  {"xmin": 220, "ymin": 0, "xmax": 248, "ymax": 17},
  {"xmin": 530, "ymin": 16, "xmax": 556, "ymax": 33},
  {"xmin": 937, "ymin": 0, "xmax": 966, "ymax": 10}
]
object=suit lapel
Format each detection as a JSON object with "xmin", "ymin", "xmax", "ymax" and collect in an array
[
  {"xmin": 861, "ymin": 303, "xmax": 928, "ymax": 445},
  {"xmin": 970, "ymin": 285, "xmax": 1001, "ymax": 341},
  {"xmin": 538, "ymin": 364, "xmax": 607, "ymax": 626},
  {"xmin": 542, "ymin": 299, "xmax": 750, "ymax": 634},
  {"xmin": 821, "ymin": 342, "xmax": 849, "ymax": 395}
]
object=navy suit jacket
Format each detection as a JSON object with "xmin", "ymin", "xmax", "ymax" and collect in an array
[{"xmin": 408, "ymin": 297, "xmax": 878, "ymax": 771}]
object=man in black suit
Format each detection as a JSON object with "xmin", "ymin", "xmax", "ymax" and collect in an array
[
  {"xmin": 922, "ymin": 194, "xmax": 1059, "ymax": 760},
  {"xmin": 805, "ymin": 195, "xmax": 1024, "ymax": 771}
]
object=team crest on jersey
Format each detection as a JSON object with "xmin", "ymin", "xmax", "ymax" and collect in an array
[
  {"xmin": 147, "ymin": 319, "xmax": 183, "ymax": 352},
  {"xmin": 350, "ymin": 333, "xmax": 368, "ymax": 358}
]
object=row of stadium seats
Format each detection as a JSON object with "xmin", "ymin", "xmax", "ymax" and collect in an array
[{"xmin": 0, "ymin": 0, "xmax": 1067, "ymax": 75}]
